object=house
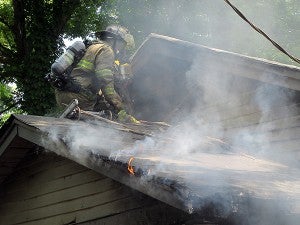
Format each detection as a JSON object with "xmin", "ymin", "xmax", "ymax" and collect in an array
[{"xmin": 1, "ymin": 34, "xmax": 300, "ymax": 225}]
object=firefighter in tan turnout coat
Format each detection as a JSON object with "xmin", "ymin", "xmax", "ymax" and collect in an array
[{"xmin": 55, "ymin": 25, "xmax": 138, "ymax": 123}]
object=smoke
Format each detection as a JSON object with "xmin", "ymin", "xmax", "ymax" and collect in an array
[
  {"xmin": 41, "ymin": 120, "xmax": 130, "ymax": 166},
  {"xmin": 117, "ymin": 0, "xmax": 300, "ymax": 65},
  {"xmin": 126, "ymin": 51, "xmax": 300, "ymax": 223},
  {"xmin": 147, "ymin": 54, "xmax": 300, "ymax": 224},
  {"xmin": 231, "ymin": 80, "xmax": 299, "ymax": 163},
  {"xmin": 41, "ymin": 1, "xmax": 300, "ymax": 223},
  {"xmin": 43, "ymin": 56, "xmax": 300, "ymax": 225},
  {"xmin": 42, "ymin": 56, "xmax": 300, "ymax": 224}
]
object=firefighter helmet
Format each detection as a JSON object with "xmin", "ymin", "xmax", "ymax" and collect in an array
[{"xmin": 96, "ymin": 25, "xmax": 135, "ymax": 51}]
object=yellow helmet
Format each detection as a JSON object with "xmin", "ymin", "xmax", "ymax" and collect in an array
[{"xmin": 96, "ymin": 25, "xmax": 135, "ymax": 51}]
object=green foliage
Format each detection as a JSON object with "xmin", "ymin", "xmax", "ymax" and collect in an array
[
  {"xmin": 65, "ymin": 0, "xmax": 117, "ymax": 38},
  {"xmin": 0, "ymin": 81, "xmax": 12, "ymax": 94},
  {"xmin": 0, "ymin": 82, "xmax": 23, "ymax": 126}
]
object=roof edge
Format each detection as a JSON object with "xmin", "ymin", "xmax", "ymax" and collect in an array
[
  {"xmin": 146, "ymin": 33, "xmax": 300, "ymax": 71},
  {"xmin": 0, "ymin": 114, "xmax": 18, "ymax": 155}
]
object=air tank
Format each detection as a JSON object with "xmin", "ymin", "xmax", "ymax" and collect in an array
[{"xmin": 51, "ymin": 41, "xmax": 85, "ymax": 75}]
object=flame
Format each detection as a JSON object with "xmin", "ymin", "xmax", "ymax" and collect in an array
[{"xmin": 127, "ymin": 157, "xmax": 135, "ymax": 175}]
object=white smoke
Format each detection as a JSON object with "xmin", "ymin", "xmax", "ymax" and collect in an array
[
  {"xmin": 152, "ymin": 54, "xmax": 300, "ymax": 224},
  {"xmin": 42, "ymin": 50, "xmax": 300, "ymax": 224},
  {"xmin": 41, "ymin": 120, "xmax": 129, "ymax": 166},
  {"xmin": 42, "ymin": 0, "xmax": 300, "ymax": 221}
]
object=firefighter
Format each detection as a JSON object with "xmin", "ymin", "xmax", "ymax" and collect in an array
[{"xmin": 55, "ymin": 25, "xmax": 139, "ymax": 123}]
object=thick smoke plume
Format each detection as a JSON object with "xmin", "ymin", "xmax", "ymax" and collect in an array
[
  {"xmin": 43, "ymin": 52, "xmax": 300, "ymax": 224},
  {"xmin": 43, "ymin": 1, "xmax": 300, "ymax": 224},
  {"xmin": 169, "ymin": 54, "xmax": 300, "ymax": 223}
]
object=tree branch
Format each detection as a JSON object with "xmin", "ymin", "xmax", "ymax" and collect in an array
[
  {"xmin": 12, "ymin": 0, "xmax": 27, "ymax": 57},
  {"xmin": 0, "ymin": 42, "xmax": 15, "ymax": 59},
  {"xmin": 52, "ymin": 0, "xmax": 81, "ymax": 36},
  {"xmin": 0, "ymin": 55, "xmax": 10, "ymax": 64}
]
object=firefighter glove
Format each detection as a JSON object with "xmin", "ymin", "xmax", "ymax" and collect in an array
[{"xmin": 117, "ymin": 110, "xmax": 140, "ymax": 124}]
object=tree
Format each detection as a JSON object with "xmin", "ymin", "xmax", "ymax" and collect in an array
[
  {"xmin": 0, "ymin": 0, "xmax": 115, "ymax": 116},
  {"xmin": 0, "ymin": 82, "xmax": 22, "ymax": 126}
]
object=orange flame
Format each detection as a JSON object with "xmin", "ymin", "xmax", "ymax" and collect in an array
[{"xmin": 127, "ymin": 157, "xmax": 135, "ymax": 175}]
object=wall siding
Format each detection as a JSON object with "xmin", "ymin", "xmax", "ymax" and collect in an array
[{"xmin": 0, "ymin": 152, "xmax": 189, "ymax": 225}]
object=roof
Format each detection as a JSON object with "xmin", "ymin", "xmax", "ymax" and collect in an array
[
  {"xmin": 1, "ymin": 34, "xmax": 300, "ymax": 221},
  {"xmin": 1, "ymin": 114, "xmax": 300, "ymax": 219},
  {"xmin": 131, "ymin": 33, "xmax": 300, "ymax": 91},
  {"xmin": 128, "ymin": 34, "xmax": 300, "ymax": 122}
]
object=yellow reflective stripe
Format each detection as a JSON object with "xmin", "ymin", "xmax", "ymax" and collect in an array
[
  {"xmin": 117, "ymin": 109, "xmax": 127, "ymax": 121},
  {"xmin": 95, "ymin": 68, "xmax": 113, "ymax": 78},
  {"xmin": 114, "ymin": 60, "xmax": 120, "ymax": 66},
  {"xmin": 77, "ymin": 59, "xmax": 93, "ymax": 71},
  {"xmin": 104, "ymin": 85, "xmax": 115, "ymax": 96}
]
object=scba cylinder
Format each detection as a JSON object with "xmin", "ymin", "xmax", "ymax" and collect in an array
[{"xmin": 51, "ymin": 41, "xmax": 85, "ymax": 75}]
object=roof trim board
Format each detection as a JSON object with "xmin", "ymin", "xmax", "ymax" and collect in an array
[
  {"xmin": 0, "ymin": 125, "xmax": 17, "ymax": 157},
  {"xmin": 131, "ymin": 33, "xmax": 300, "ymax": 91}
]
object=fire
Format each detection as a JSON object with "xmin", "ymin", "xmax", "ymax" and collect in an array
[{"xmin": 127, "ymin": 157, "xmax": 135, "ymax": 175}]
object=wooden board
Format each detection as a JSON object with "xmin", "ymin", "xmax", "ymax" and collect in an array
[{"xmin": 0, "ymin": 150, "xmax": 181, "ymax": 225}]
